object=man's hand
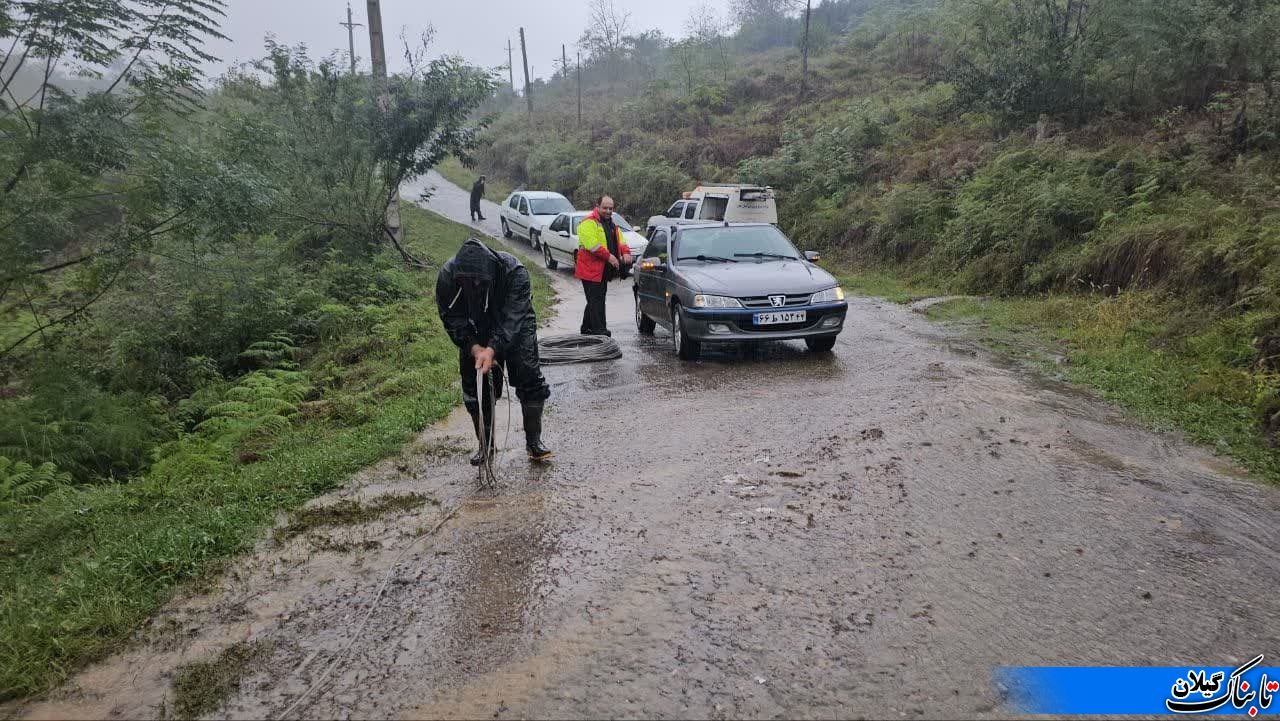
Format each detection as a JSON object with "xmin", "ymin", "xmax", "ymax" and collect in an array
[
  {"xmin": 471, "ymin": 344, "xmax": 496, "ymax": 373},
  {"xmin": 621, "ymin": 253, "xmax": 633, "ymax": 266},
  {"xmin": 608, "ymin": 254, "xmax": 620, "ymax": 269}
]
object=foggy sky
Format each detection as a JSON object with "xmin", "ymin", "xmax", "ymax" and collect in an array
[{"xmin": 208, "ymin": 0, "xmax": 732, "ymax": 82}]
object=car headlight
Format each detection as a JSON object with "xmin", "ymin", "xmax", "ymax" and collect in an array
[
  {"xmin": 692, "ymin": 294, "xmax": 743, "ymax": 309},
  {"xmin": 811, "ymin": 287, "xmax": 845, "ymax": 304}
]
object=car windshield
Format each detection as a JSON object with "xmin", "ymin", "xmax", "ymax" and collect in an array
[
  {"xmin": 612, "ymin": 214, "xmax": 633, "ymax": 231},
  {"xmin": 530, "ymin": 196, "xmax": 573, "ymax": 215},
  {"xmin": 675, "ymin": 226, "xmax": 799, "ymax": 261}
]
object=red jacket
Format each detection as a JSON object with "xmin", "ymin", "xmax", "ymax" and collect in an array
[{"xmin": 574, "ymin": 209, "xmax": 631, "ymax": 283}]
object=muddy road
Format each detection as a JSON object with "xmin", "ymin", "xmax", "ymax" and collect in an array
[{"xmin": 17, "ymin": 173, "xmax": 1280, "ymax": 720}]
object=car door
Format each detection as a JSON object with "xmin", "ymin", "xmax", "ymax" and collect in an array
[
  {"xmin": 505, "ymin": 194, "xmax": 522, "ymax": 233},
  {"xmin": 569, "ymin": 216, "xmax": 584, "ymax": 267},
  {"xmin": 514, "ymin": 196, "xmax": 532, "ymax": 237},
  {"xmin": 638, "ymin": 229, "xmax": 670, "ymax": 320},
  {"xmin": 548, "ymin": 214, "xmax": 570, "ymax": 259}
]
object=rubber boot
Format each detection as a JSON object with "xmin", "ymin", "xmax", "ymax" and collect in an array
[
  {"xmin": 467, "ymin": 405, "xmax": 494, "ymax": 466},
  {"xmin": 522, "ymin": 402, "xmax": 553, "ymax": 462}
]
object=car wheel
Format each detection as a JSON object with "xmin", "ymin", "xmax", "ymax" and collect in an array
[
  {"xmin": 635, "ymin": 294, "xmax": 655, "ymax": 335},
  {"xmin": 672, "ymin": 303, "xmax": 700, "ymax": 360},
  {"xmin": 805, "ymin": 337, "xmax": 837, "ymax": 353},
  {"xmin": 501, "ymin": 218, "xmax": 513, "ymax": 238},
  {"xmin": 530, "ymin": 229, "xmax": 540, "ymax": 249},
  {"xmin": 543, "ymin": 243, "xmax": 558, "ymax": 270}
]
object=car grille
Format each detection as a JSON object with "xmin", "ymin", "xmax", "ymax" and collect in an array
[
  {"xmin": 739, "ymin": 293, "xmax": 811, "ymax": 309},
  {"xmin": 733, "ymin": 318, "xmax": 819, "ymax": 333}
]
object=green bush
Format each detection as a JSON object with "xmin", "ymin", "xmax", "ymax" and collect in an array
[{"xmin": 0, "ymin": 367, "xmax": 172, "ymax": 484}]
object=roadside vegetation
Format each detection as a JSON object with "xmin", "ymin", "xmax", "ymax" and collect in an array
[
  {"xmin": 465, "ymin": 0, "xmax": 1280, "ymax": 481},
  {"xmin": 0, "ymin": 1, "xmax": 553, "ymax": 699}
]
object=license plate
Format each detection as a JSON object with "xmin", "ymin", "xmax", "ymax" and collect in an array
[{"xmin": 753, "ymin": 310, "xmax": 807, "ymax": 325}]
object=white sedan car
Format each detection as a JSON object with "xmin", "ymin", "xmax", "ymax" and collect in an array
[
  {"xmin": 499, "ymin": 190, "xmax": 575, "ymax": 249},
  {"xmin": 541, "ymin": 211, "xmax": 649, "ymax": 272}
]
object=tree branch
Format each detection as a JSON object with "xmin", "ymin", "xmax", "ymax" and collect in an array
[
  {"xmin": 21, "ymin": 284, "xmax": 48, "ymax": 345},
  {"xmin": 383, "ymin": 223, "xmax": 429, "ymax": 268},
  {"xmin": 0, "ymin": 269, "xmax": 123, "ymax": 358},
  {"xmin": 105, "ymin": 2, "xmax": 172, "ymax": 96}
]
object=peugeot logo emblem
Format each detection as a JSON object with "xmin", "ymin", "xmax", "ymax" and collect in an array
[{"xmin": 769, "ymin": 295, "xmax": 786, "ymax": 308}]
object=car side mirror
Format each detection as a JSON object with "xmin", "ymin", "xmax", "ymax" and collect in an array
[
  {"xmin": 640, "ymin": 259, "xmax": 666, "ymax": 272},
  {"xmin": 804, "ymin": 250, "xmax": 822, "ymax": 263}
]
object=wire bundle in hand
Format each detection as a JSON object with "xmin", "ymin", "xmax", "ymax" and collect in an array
[{"xmin": 538, "ymin": 334, "xmax": 622, "ymax": 365}]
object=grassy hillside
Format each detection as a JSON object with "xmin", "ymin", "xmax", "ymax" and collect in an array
[
  {"xmin": 0, "ymin": 205, "xmax": 553, "ymax": 699},
  {"xmin": 462, "ymin": 0, "xmax": 1280, "ymax": 480}
]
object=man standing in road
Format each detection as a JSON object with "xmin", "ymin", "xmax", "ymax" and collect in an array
[
  {"xmin": 436, "ymin": 238, "xmax": 553, "ymax": 463},
  {"xmin": 575, "ymin": 195, "xmax": 631, "ymax": 336},
  {"xmin": 469, "ymin": 175, "xmax": 486, "ymax": 222}
]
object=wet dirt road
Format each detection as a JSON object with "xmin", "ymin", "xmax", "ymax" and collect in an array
[{"xmin": 17, "ymin": 173, "xmax": 1280, "ymax": 720}]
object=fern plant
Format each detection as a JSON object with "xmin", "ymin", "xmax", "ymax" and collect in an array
[
  {"xmin": 0, "ymin": 457, "xmax": 71, "ymax": 510},
  {"xmin": 238, "ymin": 333, "xmax": 300, "ymax": 370},
  {"xmin": 150, "ymin": 369, "xmax": 312, "ymax": 483}
]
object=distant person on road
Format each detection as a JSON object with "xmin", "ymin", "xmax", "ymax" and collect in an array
[
  {"xmin": 436, "ymin": 238, "xmax": 553, "ymax": 463},
  {"xmin": 575, "ymin": 195, "xmax": 632, "ymax": 336},
  {"xmin": 469, "ymin": 175, "xmax": 486, "ymax": 222}
]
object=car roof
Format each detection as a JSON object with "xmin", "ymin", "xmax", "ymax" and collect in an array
[
  {"xmin": 562, "ymin": 210, "xmax": 630, "ymax": 218},
  {"xmin": 513, "ymin": 190, "xmax": 568, "ymax": 199},
  {"xmin": 672, "ymin": 222, "xmax": 774, "ymax": 231}
]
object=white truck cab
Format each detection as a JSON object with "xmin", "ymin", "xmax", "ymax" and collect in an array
[{"xmin": 646, "ymin": 184, "xmax": 777, "ymax": 233}]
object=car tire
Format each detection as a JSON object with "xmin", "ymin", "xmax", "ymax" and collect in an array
[
  {"xmin": 543, "ymin": 243, "xmax": 558, "ymax": 270},
  {"xmin": 501, "ymin": 218, "xmax": 513, "ymax": 238},
  {"xmin": 636, "ymin": 294, "xmax": 655, "ymax": 335},
  {"xmin": 672, "ymin": 303, "xmax": 700, "ymax": 361},
  {"xmin": 530, "ymin": 229, "xmax": 540, "ymax": 249},
  {"xmin": 805, "ymin": 337, "xmax": 837, "ymax": 353}
]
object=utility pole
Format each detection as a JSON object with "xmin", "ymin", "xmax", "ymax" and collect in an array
[
  {"xmin": 800, "ymin": 0, "xmax": 812, "ymax": 99},
  {"xmin": 366, "ymin": 0, "xmax": 387, "ymax": 84},
  {"xmin": 340, "ymin": 3, "xmax": 363, "ymax": 75},
  {"xmin": 576, "ymin": 51, "xmax": 582, "ymax": 126},
  {"xmin": 507, "ymin": 38, "xmax": 514, "ymax": 92},
  {"xmin": 519, "ymin": 27, "xmax": 533, "ymax": 118},
  {"xmin": 561, "ymin": 44, "xmax": 568, "ymax": 81},
  {"xmin": 366, "ymin": 0, "xmax": 401, "ymax": 243}
]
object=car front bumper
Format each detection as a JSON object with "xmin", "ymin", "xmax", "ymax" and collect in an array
[{"xmin": 681, "ymin": 302, "xmax": 847, "ymax": 342}]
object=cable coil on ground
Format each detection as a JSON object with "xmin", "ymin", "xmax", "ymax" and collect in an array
[{"xmin": 538, "ymin": 334, "xmax": 622, "ymax": 364}]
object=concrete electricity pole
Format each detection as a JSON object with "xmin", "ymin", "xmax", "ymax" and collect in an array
[
  {"xmin": 507, "ymin": 38, "xmax": 515, "ymax": 92},
  {"xmin": 519, "ymin": 27, "xmax": 532, "ymax": 118},
  {"xmin": 577, "ymin": 51, "xmax": 582, "ymax": 126},
  {"xmin": 366, "ymin": 0, "xmax": 402, "ymax": 243},
  {"xmin": 561, "ymin": 44, "xmax": 568, "ymax": 80},
  {"xmin": 340, "ymin": 3, "xmax": 363, "ymax": 75},
  {"xmin": 800, "ymin": 0, "xmax": 812, "ymax": 98}
]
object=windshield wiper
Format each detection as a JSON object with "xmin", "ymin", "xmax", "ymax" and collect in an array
[
  {"xmin": 677, "ymin": 255, "xmax": 738, "ymax": 263},
  {"xmin": 734, "ymin": 252, "xmax": 797, "ymax": 260}
]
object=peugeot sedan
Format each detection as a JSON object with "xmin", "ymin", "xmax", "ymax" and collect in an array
[{"xmin": 633, "ymin": 223, "xmax": 847, "ymax": 360}]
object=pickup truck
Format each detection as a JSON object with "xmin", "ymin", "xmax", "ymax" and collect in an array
[{"xmin": 646, "ymin": 184, "xmax": 777, "ymax": 234}]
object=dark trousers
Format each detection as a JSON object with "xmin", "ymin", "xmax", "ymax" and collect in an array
[
  {"xmin": 469, "ymin": 200, "xmax": 483, "ymax": 220},
  {"xmin": 458, "ymin": 337, "xmax": 550, "ymax": 414},
  {"xmin": 581, "ymin": 279, "xmax": 609, "ymax": 336}
]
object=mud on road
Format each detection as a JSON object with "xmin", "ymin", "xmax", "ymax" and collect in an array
[{"xmin": 15, "ymin": 172, "xmax": 1280, "ymax": 720}]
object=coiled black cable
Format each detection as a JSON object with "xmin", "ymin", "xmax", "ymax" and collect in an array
[{"xmin": 538, "ymin": 334, "xmax": 622, "ymax": 364}]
